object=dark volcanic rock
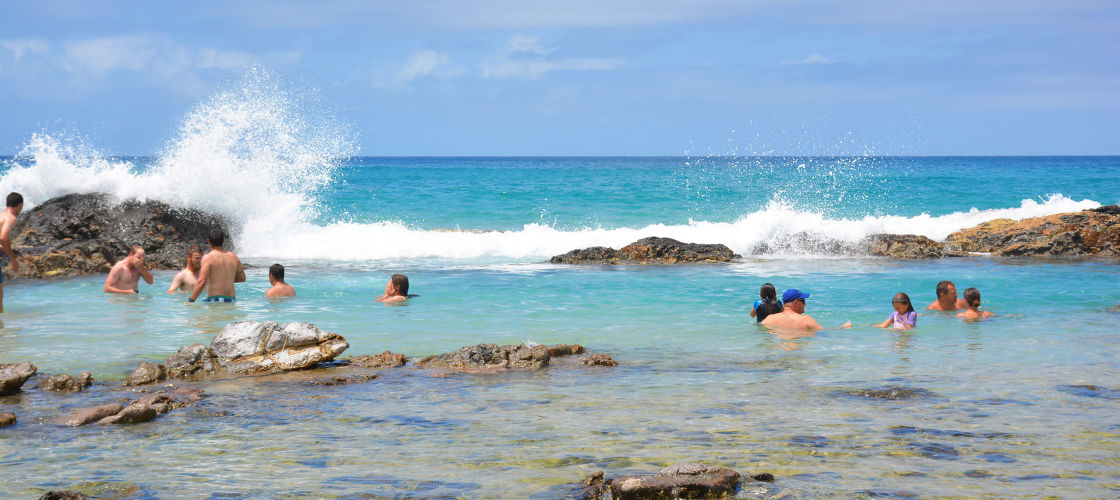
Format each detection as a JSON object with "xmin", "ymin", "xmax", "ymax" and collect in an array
[
  {"xmin": 0, "ymin": 362, "xmax": 37, "ymax": 395},
  {"xmin": 39, "ymin": 492, "xmax": 90, "ymax": 500},
  {"xmin": 864, "ymin": 234, "xmax": 946, "ymax": 259},
  {"xmin": 348, "ymin": 351, "xmax": 408, "ymax": 368},
  {"xmin": 39, "ymin": 371, "xmax": 93, "ymax": 392},
  {"xmin": 0, "ymin": 411, "xmax": 15, "ymax": 427},
  {"xmin": 946, "ymin": 206, "xmax": 1120, "ymax": 256},
  {"xmin": 611, "ymin": 463, "xmax": 741, "ymax": 499},
  {"xmin": 12, "ymin": 193, "xmax": 233, "ymax": 279},
  {"xmin": 580, "ymin": 353, "xmax": 618, "ymax": 367},
  {"xmin": 552, "ymin": 237, "xmax": 739, "ymax": 264},
  {"xmin": 415, "ymin": 343, "xmax": 550, "ymax": 371}
]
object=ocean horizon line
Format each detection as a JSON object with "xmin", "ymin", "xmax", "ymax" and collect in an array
[{"xmin": 3, "ymin": 154, "xmax": 1119, "ymax": 161}]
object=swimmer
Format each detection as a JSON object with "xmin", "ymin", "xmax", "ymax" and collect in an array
[
  {"xmin": 0, "ymin": 192, "xmax": 23, "ymax": 313},
  {"xmin": 167, "ymin": 245, "xmax": 203, "ymax": 294},
  {"xmin": 265, "ymin": 264, "xmax": 295, "ymax": 299},
  {"xmin": 750, "ymin": 282, "xmax": 783, "ymax": 323},
  {"xmin": 375, "ymin": 274, "xmax": 412, "ymax": 303},
  {"xmin": 876, "ymin": 292, "xmax": 917, "ymax": 329},
  {"xmin": 188, "ymin": 229, "xmax": 245, "ymax": 303},
  {"xmin": 762, "ymin": 289, "xmax": 852, "ymax": 332},
  {"xmin": 104, "ymin": 245, "xmax": 154, "ymax": 294},
  {"xmin": 956, "ymin": 287, "xmax": 994, "ymax": 320},
  {"xmin": 926, "ymin": 280, "xmax": 968, "ymax": 311}
]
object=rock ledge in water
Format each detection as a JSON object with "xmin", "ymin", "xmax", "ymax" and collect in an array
[
  {"xmin": 610, "ymin": 463, "xmax": 742, "ymax": 499},
  {"xmin": 11, "ymin": 193, "xmax": 232, "ymax": 279},
  {"xmin": 0, "ymin": 362, "xmax": 38, "ymax": 395},
  {"xmin": 552, "ymin": 237, "xmax": 740, "ymax": 264},
  {"xmin": 415, "ymin": 343, "xmax": 550, "ymax": 372},
  {"xmin": 39, "ymin": 371, "xmax": 93, "ymax": 392}
]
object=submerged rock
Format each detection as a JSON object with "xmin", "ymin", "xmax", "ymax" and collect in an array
[
  {"xmin": 572, "ymin": 471, "xmax": 607, "ymax": 500},
  {"xmin": 38, "ymin": 492, "xmax": 90, "ymax": 500},
  {"xmin": 124, "ymin": 321, "xmax": 350, "ymax": 385},
  {"xmin": 347, "ymin": 351, "xmax": 408, "ymax": 368},
  {"xmin": 39, "ymin": 371, "xmax": 93, "ymax": 392},
  {"xmin": 580, "ymin": 353, "xmax": 618, "ymax": 367},
  {"xmin": 11, "ymin": 193, "xmax": 232, "ymax": 279},
  {"xmin": 838, "ymin": 386, "xmax": 937, "ymax": 400},
  {"xmin": 0, "ymin": 411, "xmax": 15, "ymax": 427},
  {"xmin": 57, "ymin": 403, "xmax": 125, "ymax": 426},
  {"xmin": 552, "ymin": 237, "xmax": 739, "ymax": 264},
  {"xmin": 611, "ymin": 463, "xmax": 742, "ymax": 499},
  {"xmin": 415, "ymin": 343, "xmax": 550, "ymax": 371},
  {"xmin": 57, "ymin": 387, "xmax": 203, "ymax": 426},
  {"xmin": 945, "ymin": 205, "xmax": 1120, "ymax": 256},
  {"xmin": 0, "ymin": 362, "xmax": 37, "ymax": 395}
]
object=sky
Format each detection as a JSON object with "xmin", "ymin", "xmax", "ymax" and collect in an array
[{"xmin": 1, "ymin": 0, "xmax": 1118, "ymax": 156}]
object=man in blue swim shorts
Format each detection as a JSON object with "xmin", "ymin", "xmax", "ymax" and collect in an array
[
  {"xmin": 188, "ymin": 229, "xmax": 245, "ymax": 304},
  {"xmin": 0, "ymin": 192, "xmax": 23, "ymax": 313}
]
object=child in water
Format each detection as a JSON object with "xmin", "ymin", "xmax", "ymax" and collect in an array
[
  {"xmin": 750, "ymin": 282, "xmax": 783, "ymax": 323},
  {"xmin": 876, "ymin": 292, "xmax": 917, "ymax": 329},
  {"xmin": 956, "ymin": 287, "xmax": 994, "ymax": 320}
]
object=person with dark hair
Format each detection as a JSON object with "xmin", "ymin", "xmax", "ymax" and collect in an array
[
  {"xmin": 926, "ymin": 280, "xmax": 968, "ymax": 311},
  {"xmin": 376, "ymin": 273, "xmax": 413, "ymax": 303},
  {"xmin": 189, "ymin": 228, "xmax": 245, "ymax": 303},
  {"xmin": 167, "ymin": 245, "xmax": 204, "ymax": 294},
  {"xmin": 876, "ymin": 292, "xmax": 917, "ymax": 329},
  {"xmin": 0, "ymin": 192, "xmax": 23, "ymax": 312},
  {"xmin": 762, "ymin": 289, "xmax": 852, "ymax": 332},
  {"xmin": 956, "ymin": 287, "xmax": 993, "ymax": 320},
  {"xmin": 750, "ymin": 282, "xmax": 783, "ymax": 323},
  {"xmin": 265, "ymin": 263, "xmax": 295, "ymax": 298},
  {"xmin": 104, "ymin": 244, "xmax": 154, "ymax": 294}
]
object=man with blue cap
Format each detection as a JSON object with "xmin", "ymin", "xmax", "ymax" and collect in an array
[{"xmin": 762, "ymin": 289, "xmax": 851, "ymax": 332}]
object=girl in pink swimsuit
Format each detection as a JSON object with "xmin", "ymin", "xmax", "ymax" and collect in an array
[{"xmin": 876, "ymin": 292, "xmax": 917, "ymax": 329}]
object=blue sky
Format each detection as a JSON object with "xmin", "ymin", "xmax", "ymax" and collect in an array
[{"xmin": 1, "ymin": 0, "xmax": 1117, "ymax": 155}]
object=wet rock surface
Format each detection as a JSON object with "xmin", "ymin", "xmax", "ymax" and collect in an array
[
  {"xmin": 11, "ymin": 193, "xmax": 232, "ymax": 279},
  {"xmin": 0, "ymin": 362, "xmax": 38, "ymax": 395},
  {"xmin": 573, "ymin": 471, "xmax": 607, "ymax": 500},
  {"xmin": 863, "ymin": 234, "xmax": 948, "ymax": 259},
  {"xmin": 945, "ymin": 205, "xmax": 1120, "ymax": 256},
  {"xmin": 38, "ymin": 492, "xmax": 90, "ymax": 500},
  {"xmin": 838, "ymin": 386, "xmax": 938, "ymax": 400},
  {"xmin": 611, "ymin": 463, "xmax": 742, "ymax": 499},
  {"xmin": 547, "ymin": 344, "xmax": 586, "ymax": 357},
  {"xmin": 580, "ymin": 353, "xmax": 619, "ymax": 367},
  {"xmin": 552, "ymin": 237, "xmax": 739, "ymax": 264},
  {"xmin": 415, "ymin": 343, "xmax": 551, "ymax": 371},
  {"xmin": 124, "ymin": 362, "xmax": 167, "ymax": 386},
  {"xmin": 347, "ymin": 351, "xmax": 408, "ymax": 368},
  {"xmin": 56, "ymin": 386, "xmax": 203, "ymax": 426},
  {"xmin": 38, "ymin": 371, "xmax": 93, "ymax": 392},
  {"xmin": 0, "ymin": 411, "xmax": 15, "ymax": 427}
]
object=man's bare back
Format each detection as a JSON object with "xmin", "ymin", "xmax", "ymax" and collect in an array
[
  {"xmin": 190, "ymin": 248, "xmax": 245, "ymax": 301},
  {"xmin": 762, "ymin": 309, "xmax": 825, "ymax": 332}
]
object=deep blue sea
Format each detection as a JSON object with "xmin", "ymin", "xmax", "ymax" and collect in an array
[{"xmin": 0, "ymin": 85, "xmax": 1118, "ymax": 498}]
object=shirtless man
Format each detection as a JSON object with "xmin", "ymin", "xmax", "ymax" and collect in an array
[
  {"xmin": 167, "ymin": 245, "xmax": 203, "ymax": 294},
  {"xmin": 0, "ymin": 192, "xmax": 24, "ymax": 313},
  {"xmin": 762, "ymin": 289, "xmax": 852, "ymax": 332},
  {"xmin": 188, "ymin": 229, "xmax": 245, "ymax": 303},
  {"xmin": 265, "ymin": 264, "xmax": 295, "ymax": 298},
  {"xmin": 926, "ymin": 280, "xmax": 968, "ymax": 311},
  {"xmin": 375, "ymin": 274, "xmax": 411, "ymax": 303},
  {"xmin": 103, "ymin": 245, "xmax": 155, "ymax": 294}
]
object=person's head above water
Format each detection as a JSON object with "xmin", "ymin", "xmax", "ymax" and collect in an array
[
  {"xmin": 390, "ymin": 273, "xmax": 409, "ymax": 296},
  {"xmin": 208, "ymin": 228, "xmax": 225, "ymax": 248},
  {"xmin": 186, "ymin": 245, "xmax": 202, "ymax": 271},
  {"xmin": 962, "ymin": 287, "xmax": 981, "ymax": 308},
  {"xmin": 6, "ymin": 192, "xmax": 23, "ymax": 209},
  {"xmin": 269, "ymin": 264, "xmax": 285, "ymax": 282},
  {"xmin": 782, "ymin": 289, "xmax": 810, "ymax": 312},
  {"xmin": 892, "ymin": 292, "xmax": 914, "ymax": 313},
  {"xmin": 760, "ymin": 283, "xmax": 777, "ymax": 301},
  {"xmin": 935, "ymin": 280, "xmax": 957, "ymax": 300}
]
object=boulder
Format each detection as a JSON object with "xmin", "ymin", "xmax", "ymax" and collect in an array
[
  {"xmin": 581, "ymin": 354, "xmax": 618, "ymax": 367},
  {"xmin": 573, "ymin": 471, "xmax": 607, "ymax": 500},
  {"xmin": 863, "ymin": 234, "xmax": 946, "ymax": 259},
  {"xmin": 611, "ymin": 463, "xmax": 741, "ymax": 499},
  {"xmin": 98, "ymin": 401, "xmax": 158, "ymax": 425},
  {"xmin": 0, "ymin": 362, "xmax": 37, "ymax": 395},
  {"xmin": 11, "ymin": 193, "xmax": 232, "ymax": 279},
  {"xmin": 209, "ymin": 321, "xmax": 349, "ymax": 375},
  {"xmin": 552, "ymin": 237, "xmax": 739, "ymax": 264},
  {"xmin": 123, "ymin": 362, "xmax": 167, "ymax": 386},
  {"xmin": 415, "ymin": 343, "xmax": 550, "ymax": 371},
  {"xmin": 347, "ymin": 351, "xmax": 408, "ymax": 368},
  {"xmin": 164, "ymin": 344, "xmax": 214, "ymax": 378},
  {"xmin": 57, "ymin": 403, "xmax": 125, "ymax": 426},
  {"xmin": 547, "ymin": 344, "xmax": 585, "ymax": 357},
  {"xmin": 945, "ymin": 206, "xmax": 1120, "ymax": 256},
  {"xmin": 57, "ymin": 387, "xmax": 203, "ymax": 426},
  {"xmin": 38, "ymin": 371, "xmax": 93, "ymax": 392},
  {"xmin": 0, "ymin": 411, "xmax": 15, "ymax": 427}
]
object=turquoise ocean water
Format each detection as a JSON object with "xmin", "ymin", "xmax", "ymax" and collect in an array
[{"xmin": 0, "ymin": 85, "xmax": 1118, "ymax": 498}]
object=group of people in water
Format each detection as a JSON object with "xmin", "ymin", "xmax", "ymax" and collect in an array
[{"xmin": 750, "ymin": 279, "xmax": 993, "ymax": 332}]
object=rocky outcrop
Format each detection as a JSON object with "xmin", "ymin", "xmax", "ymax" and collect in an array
[
  {"xmin": 581, "ymin": 353, "xmax": 618, "ymax": 367},
  {"xmin": 0, "ymin": 412, "xmax": 15, "ymax": 427},
  {"xmin": 0, "ymin": 362, "xmax": 37, "ymax": 395},
  {"xmin": 610, "ymin": 464, "xmax": 742, "ymax": 499},
  {"xmin": 944, "ymin": 205, "xmax": 1120, "ymax": 256},
  {"xmin": 415, "ymin": 343, "xmax": 550, "ymax": 372},
  {"xmin": 56, "ymin": 387, "xmax": 203, "ymax": 426},
  {"xmin": 863, "ymin": 234, "xmax": 947, "ymax": 259},
  {"xmin": 125, "ymin": 321, "xmax": 349, "ymax": 385},
  {"xmin": 11, "ymin": 193, "xmax": 232, "ymax": 279},
  {"xmin": 38, "ymin": 371, "xmax": 93, "ymax": 392},
  {"xmin": 552, "ymin": 237, "xmax": 739, "ymax": 264},
  {"xmin": 547, "ymin": 344, "xmax": 585, "ymax": 357},
  {"xmin": 573, "ymin": 471, "xmax": 607, "ymax": 500},
  {"xmin": 347, "ymin": 351, "xmax": 408, "ymax": 368}
]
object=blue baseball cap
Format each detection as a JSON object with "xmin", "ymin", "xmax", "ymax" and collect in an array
[{"xmin": 782, "ymin": 289, "xmax": 810, "ymax": 302}]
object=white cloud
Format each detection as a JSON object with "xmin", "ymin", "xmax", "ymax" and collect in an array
[
  {"xmin": 782, "ymin": 53, "xmax": 832, "ymax": 65},
  {"xmin": 1, "ymin": 38, "xmax": 50, "ymax": 59},
  {"xmin": 62, "ymin": 35, "xmax": 158, "ymax": 75},
  {"xmin": 371, "ymin": 50, "xmax": 464, "ymax": 90},
  {"xmin": 483, "ymin": 36, "xmax": 624, "ymax": 79}
]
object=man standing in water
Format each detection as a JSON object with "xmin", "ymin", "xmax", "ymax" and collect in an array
[
  {"xmin": 167, "ymin": 245, "xmax": 203, "ymax": 294},
  {"xmin": 762, "ymin": 289, "xmax": 851, "ymax": 332},
  {"xmin": 103, "ymin": 245, "xmax": 154, "ymax": 294},
  {"xmin": 265, "ymin": 264, "xmax": 295, "ymax": 298},
  {"xmin": 189, "ymin": 229, "xmax": 245, "ymax": 303},
  {"xmin": 0, "ymin": 192, "xmax": 23, "ymax": 313},
  {"xmin": 926, "ymin": 280, "xmax": 968, "ymax": 311}
]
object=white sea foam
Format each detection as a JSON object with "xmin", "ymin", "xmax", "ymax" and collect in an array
[{"xmin": 0, "ymin": 72, "xmax": 1102, "ymax": 262}]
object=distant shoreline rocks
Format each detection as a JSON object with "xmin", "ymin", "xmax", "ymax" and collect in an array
[{"xmin": 551, "ymin": 236, "xmax": 741, "ymax": 264}]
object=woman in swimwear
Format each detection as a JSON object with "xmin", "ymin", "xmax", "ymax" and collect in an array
[
  {"xmin": 876, "ymin": 292, "xmax": 917, "ymax": 329},
  {"xmin": 956, "ymin": 287, "xmax": 994, "ymax": 320}
]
